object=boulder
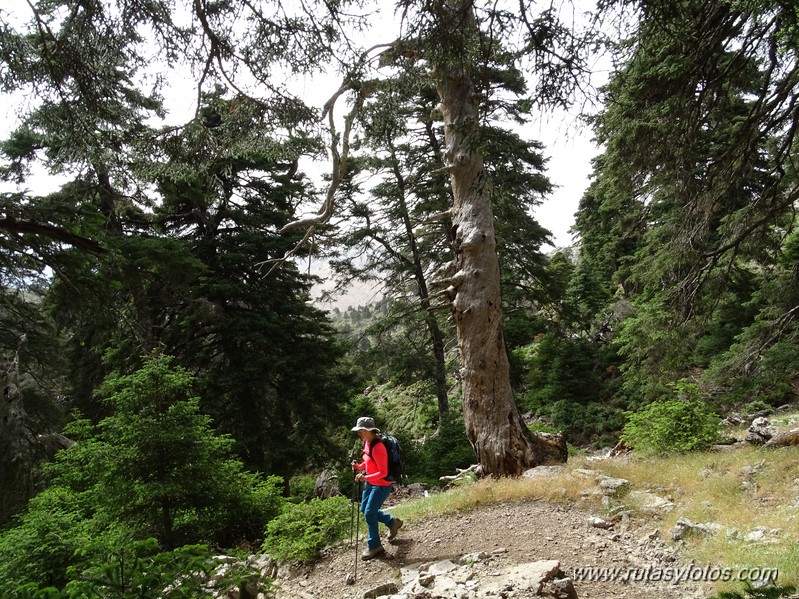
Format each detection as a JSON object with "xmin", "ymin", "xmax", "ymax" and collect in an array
[
  {"xmin": 627, "ymin": 490, "xmax": 675, "ymax": 513},
  {"xmin": 598, "ymin": 477, "xmax": 630, "ymax": 496},
  {"xmin": 670, "ymin": 517, "xmax": 723, "ymax": 541},
  {"xmin": 393, "ymin": 553, "xmax": 577, "ymax": 599},
  {"xmin": 745, "ymin": 417, "xmax": 776, "ymax": 445}
]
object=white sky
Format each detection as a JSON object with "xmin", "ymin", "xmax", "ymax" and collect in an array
[{"xmin": 528, "ymin": 118, "xmax": 597, "ymax": 249}]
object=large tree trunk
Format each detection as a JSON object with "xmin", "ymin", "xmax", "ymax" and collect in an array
[
  {"xmin": 431, "ymin": 1, "xmax": 566, "ymax": 475},
  {"xmin": 0, "ymin": 337, "xmax": 35, "ymax": 524}
]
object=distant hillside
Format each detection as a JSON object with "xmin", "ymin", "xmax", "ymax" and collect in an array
[{"xmin": 308, "ymin": 260, "xmax": 383, "ymax": 312}]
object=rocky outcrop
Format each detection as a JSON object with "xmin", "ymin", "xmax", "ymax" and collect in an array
[
  {"xmin": 743, "ymin": 415, "xmax": 799, "ymax": 448},
  {"xmin": 745, "ymin": 417, "xmax": 776, "ymax": 445},
  {"xmin": 669, "ymin": 517, "xmax": 782, "ymax": 546},
  {"xmin": 364, "ymin": 553, "xmax": 577, "ymax": 599},
  {"xmin": 314, "ymin": 469, "xmax": 340, "ymax": 499},
  {"xmin": 670, "ymin": 517, "xmax": 723, "ymax": 541}
]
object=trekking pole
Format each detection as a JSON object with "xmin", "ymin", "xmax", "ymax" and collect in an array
[
  {"xmin": 349, "ymin": 457, "xmax": 358, "ymax": 547},
  {"xmin": 349, "ymin": 474, "xmax": 358, "ymax": 547},
  {"xmin": 353, "ymin": 479, "xmax": 362, "ymax": 582}
]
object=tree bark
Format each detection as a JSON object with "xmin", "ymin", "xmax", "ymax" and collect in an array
[
  {"xmin": 0, "ymin": 336, "xmax": 35, "ymax": 524},
  {"xmin": 431, "ymin": 0, "xmax": 565, "ymax": 475}
]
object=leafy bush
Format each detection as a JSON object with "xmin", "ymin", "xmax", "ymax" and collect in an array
[
  {"xmin": 415, "ymin": 413, "xmax": 476, "ymax": 485},
  {"xmin": 741, "ymin": 399, "xmax": 773, "ymax": 417},
  {"xmin": 621, "ymin": 382, "xmax": 720, "ymax": 454},
  {"xmin": 58, "ymin": 539, "xmax": 275, "ymax": 599},
  {"xmin": 0, "ymin": 485, "xmax": 98, "ymax": 594},
  {"xmin": 288, "ymin": 474, "xmax": 317, "ymax": 502},
  {"xmin": 526, "ymin": 420, "xmax": 560, "ymax": 435},
  {"xmin": 217, "ymin": 473, "xmax": 286, "ymax": 544},
  {"xmin": 261, "ymin": 496, "xmax": 352, "ymax": 561},
  {"xmin": 64, "ymin": 540, "xmax": 243, "ymax": 598}
]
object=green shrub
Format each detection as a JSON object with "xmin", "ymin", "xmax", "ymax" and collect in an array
[
  {"xmin": 288, "ymin": 474, "xmax": 317, "ymax": 502},
  {"xmin": 741, "ymin": 399, "xmax": 773, "ymax": 417},
  {"xmin": 61, "ymin": 539, "xmax": 276, "ymax": 599},
  {"xmin": 0, "ymin": 356, "xmax": 287, "ymax": 596},
  {"xmin": 0, "ymin": 485, "xmax": 97, "ymax": 594},
  {"xmin": 65, "ymin": 540, "xmax": 210, "ymax": 598},
  {"xmin": 620, "ymin": 382, "xmax": 720, "ymax": 455},
  {"xmin": 415, "ymin": 414, "xmax": 476, "ymax": 485},
  {"xmin": 261, "ymin": 496, "xmax": 351, "ymax": 561},
  {"xmin": 216, "ymin": 473, "xmax": 286, "ymax": 544}
]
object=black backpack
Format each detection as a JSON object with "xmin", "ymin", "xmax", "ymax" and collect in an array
[{"xmin": 369, "ymin": 432, "xmax": 404, "ymax": 484}]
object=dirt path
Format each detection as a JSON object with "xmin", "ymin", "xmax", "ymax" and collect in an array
[{"xmin": 274, "ymin": 498, "xmax": 712, "ymax": 598}]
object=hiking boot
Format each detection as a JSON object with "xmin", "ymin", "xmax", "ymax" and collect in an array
[
  {"xmin": 361, "ymin": 545, "xmax": 385, "ymax": 560},
  {"xmin": 388, "ymin": 517, "xmax": 404, "ymax": 540}
]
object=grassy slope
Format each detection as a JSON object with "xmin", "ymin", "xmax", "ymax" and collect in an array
[{"xmin": 386, "ymin": 416, "xmax": 799, "ymax": 595}]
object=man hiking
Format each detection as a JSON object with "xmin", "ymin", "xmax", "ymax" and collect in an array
[{"xmin": 351, "ymin": 416, "xmax": 403, "ymax": 560}]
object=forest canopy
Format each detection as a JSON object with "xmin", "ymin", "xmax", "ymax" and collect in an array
[{"xmin": 1, "ymin": 0, "xmax": 798, "ymax": 594}]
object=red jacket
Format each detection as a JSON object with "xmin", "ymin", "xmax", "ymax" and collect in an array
[{"xmin": 354, "ymin": 439, "xmax": 392, "ymax": 486}]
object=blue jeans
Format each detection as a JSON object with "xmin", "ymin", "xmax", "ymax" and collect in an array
[{"xmin": 360, "ymin": 483, "xmax": 395, "ymax": 549}]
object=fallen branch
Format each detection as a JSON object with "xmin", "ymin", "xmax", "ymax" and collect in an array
[{"xmin": 439, "ymin": 463, "xmax": 481, "ymax": 482}]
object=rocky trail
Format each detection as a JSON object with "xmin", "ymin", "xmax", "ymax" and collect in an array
[{"xmin": 272, "ymin": 498, "xmax": 712, "ymax": 599}]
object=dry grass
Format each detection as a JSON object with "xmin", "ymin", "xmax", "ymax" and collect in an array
[
  {"xmin": 392, "ymin": 432, "xmax": 799, "ymax": 593},
  {"xmin": 393, "ymin": 466, "xmax": 599, "ymax": 523},
  {"xmin": 592, "ymin": 445, "xmax": 799, "ymax": 589}
]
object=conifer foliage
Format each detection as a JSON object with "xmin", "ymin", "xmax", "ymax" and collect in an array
[
  {"xmin": 571, "ymin": 0, "xmax": 799, "ymax": 412},
  {"xmin": 0, "ymin": 354, "xmax": 284, "ymax": 596}
]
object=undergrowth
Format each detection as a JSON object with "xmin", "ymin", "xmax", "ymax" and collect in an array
[{"xmin": 261, "ymin": 496, "xmax": 351, "ymax": 561}]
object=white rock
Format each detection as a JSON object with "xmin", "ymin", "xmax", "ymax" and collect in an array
[
  {"xmin": 599, "ymin": 477, "xmax": 630, "ymax": 495},
  {"xmin": 628, "ymin": 490, "xmax": 675, "ymax": 512},
  {"xmin": 427, "ymin": 559, "xmax": 458, "ymax": 575},
  {"xmin": 480, "ymin": 560, "xmax": 562, "ymax": 595},
  {"xmin": 587, "ymin": 516, "xmax": 614, "ymax": 529}
]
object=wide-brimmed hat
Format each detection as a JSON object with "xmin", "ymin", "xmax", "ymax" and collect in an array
[{"xmin": 351, "ymin": 416, "xmax": 380, "ymax": 432}]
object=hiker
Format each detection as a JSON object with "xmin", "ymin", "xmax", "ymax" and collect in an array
[{"xmin": 351, "ymin": 416, "xmax": 403, "ymax": 560}]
